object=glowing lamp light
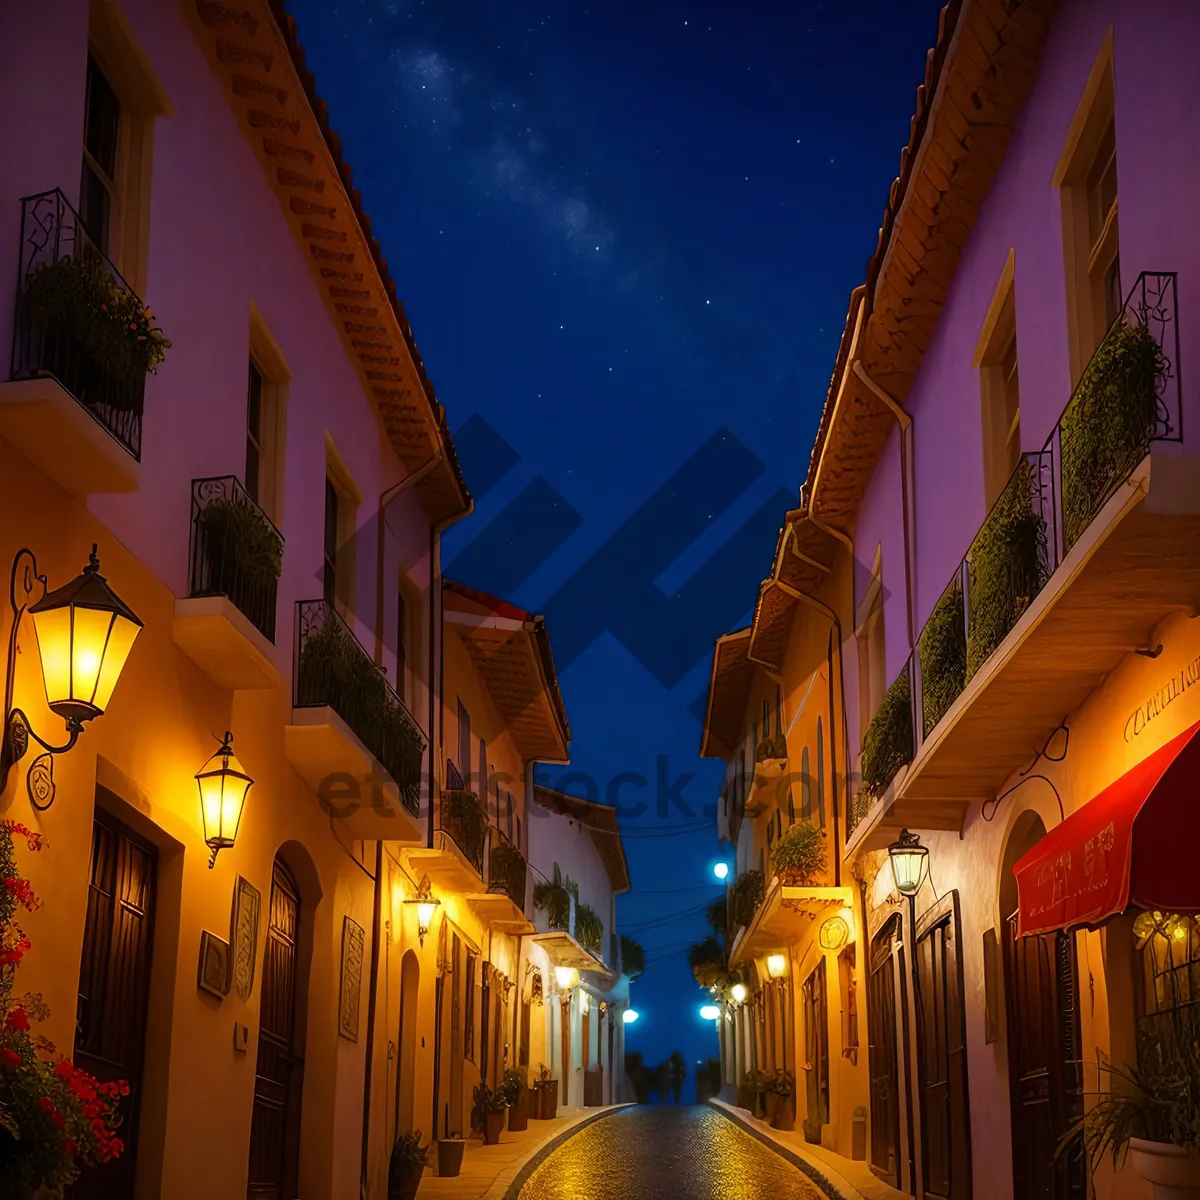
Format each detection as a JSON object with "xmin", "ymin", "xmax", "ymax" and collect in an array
[
  {"xmin": 766, "ymin": 953, "xmax": 788, "ymax": 980},
  {"xmin": 555, "ymin": 966, "xmax": 579, "ymax": 992},
  {"xmin": 404, "ymin": 875, "xmax": 440, "ymax": 947},
  {"xmin": 196, "ymin": 732, "xmax": 253, "ymax": 869},
  {"xmin": 713, "ymin": 862, "xmax": 730, "ymax": 881},
  {"xmin": 623, "ymin": 1009, "xmax": 639, "ymax": 1025},
  {"xmin": 887, "ymin": 829, "xmax": 929, "ymax": 898},
  {"xmin": 30, "ymin": 545, "xmax": 142, "ymax": 726},
  {"xmin": 699, "ymin": 1005, "xmax": 721, "ymax": 1022},
  {"xmin": 730, "ymin": 982, "xmax": 748, "ymax": 1004}
]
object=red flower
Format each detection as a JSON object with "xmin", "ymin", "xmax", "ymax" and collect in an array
[
  {"xmin": 38, "ymin": 1096, "xmax": 54, "ymax": 1113},
  {"xmin": 4, "ymin": 877, "xmax": 40, "ymax": 910},
  {"xmin": 2, "ymin": 821, "xmax": 44, "ymax": 850},
  {"xmin": 0, "ymin": 1048, "xmax": 20, "ymax": 1069},
  {"xmin": 0, "ymin": 934, "xmax": 31, "ymax": 966},
  {"xmin": 55, "ymin": 1060, "xmax": 73, "ymax": 1079},
  {"xmin": 109, "ymin": 1137, "xmax": 124, "ymax": 1157},
  {"xmin": 5, "ymin": 1007, "xmax": 30, "ymax": 1033}
]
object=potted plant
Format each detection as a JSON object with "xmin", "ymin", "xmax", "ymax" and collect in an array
[
  {"xmin": 736, "ymin": 1068, "xmax": 761, "ymax": 1115},
  {"xmin": 387, "ymin": 1131, "xmax": 427, "ymax": 1200},
  {"xmin": 770, "ymin": 821, "xmax": 827, "ymax": 887},
  {"xmin": 472, "ymin": 1082, "xmax": 508, "ymax": 1146},
  {"xmin": 197, "ymin": 495, "xmax": 283, "ymax": 598},
  {"xmin": 770, "ymin": 1069, "xmax": 797, "ymax": 1133},
  {"xmin": 533, "ymin": 1062, "xmax": 559, "ymax": 1120},
  {"xmin": 1058, "ymin": 1001, "xmax": 1200, "ymax": 1197},
  {"xmin": 502, "ymin": 1067, "xmax": 529, "ymax": 1132}
]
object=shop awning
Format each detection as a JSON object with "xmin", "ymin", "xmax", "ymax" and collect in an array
[{"xmin": 1014, "ymin": 719, "xmax": 1200, "ymax": 936}]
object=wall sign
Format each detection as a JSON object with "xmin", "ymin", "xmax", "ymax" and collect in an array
[
  {"xmin": 339, "ymin": 917, "xmax": 366, "ymax": 1041},
  {"xmin": 1124, "ymin": 653, "xmax": 1200, "ymax": 741},
  {"xmin": 198, "ymin": 930, "xmax": 231, "ymax": 999},
  {"xmin": 230, "ymin": 875, "xmax": 261, "ymax": 1002}
]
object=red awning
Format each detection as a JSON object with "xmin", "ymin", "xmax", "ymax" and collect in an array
[{"xmin": 1014, "ymin": 718, "xmax": 1200, "ymax": 937}]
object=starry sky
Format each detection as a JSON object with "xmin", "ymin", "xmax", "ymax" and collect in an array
[{"xmin": 290, "ymin": 0, "xmax": 944, "ymax": 1085}]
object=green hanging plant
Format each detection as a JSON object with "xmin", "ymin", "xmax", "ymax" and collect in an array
[
  {"xmin": 532, "ymin": 881, "xmax": 571, "ymax": 930},
  {"xmin": 574, "ymin": 902, "xmax": 604, "ymax": 956},
  {"xmin": 919, "ymin": 579, "xmax": 966, "ymax": 737},
  {"xmin": 728, "ymin": 869, "xmax": 765, "ymax": 932},
  {"xmin": 770, "ymin": 822, "xmax": 825, "ymax": 886},
  {"xmin": 860, "ymin": 667, "xmax": 913, "ymax": 802},
  {"xmin": 198, "ymin": 497, "xmax": 282, "ymax": 589}
]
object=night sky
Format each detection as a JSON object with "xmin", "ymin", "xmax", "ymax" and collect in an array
[{"xmin": 291, "ymin": 0, "xmax": 944, "ymax": 1084}]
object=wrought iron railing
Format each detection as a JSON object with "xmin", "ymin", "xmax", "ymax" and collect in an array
[
  {"xmin": 903, "ymin": 271, "xmax": 1179, "ymax": 761},
  {"xmin": 188, "ymin": 476, "xmax": 283, "ymax": 642},
  {"xmin": 439, "ymin": 789, "xmax": 486, "ymax": 875},
  {"xmin": 10, "ymin": 189, "xmax": 148, "ymax": 459},
  {"xmin": 486, "ymin": 830, "xmax": 527, "ymax": 912},
  {"xmin": 294, "ymin": 600, "xmax": 426, "ymax": 814}
]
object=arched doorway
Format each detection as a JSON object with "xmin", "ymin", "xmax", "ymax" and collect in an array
[
  {"xmin": 248, "ymin": 856, "xmax": 305, "ymax": 1199},
  {"xmin": 396, "ymin": 951, "xmax": 420, "ymax": 1137},
  {"xmin": 1001, "ymin": 811, "xmax": 1085, "ymax": 1200}
]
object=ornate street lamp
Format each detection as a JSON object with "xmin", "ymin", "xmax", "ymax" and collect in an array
[
  {"xmin": 887, "ymin": 829, "xmax": 929, "ymax": 897},
  {"xmin": 404, "ymin": 875, "xmax": 440, "ymax": 947},
  {"xmin": 196, "ymin": 732, "xmax": 253, "ymax": 868},
  {"xmin": 1, "ymin": 545, "xmax": 142, "ymax": 808},
  {"xmin": 766, "ymin": 953, "xmax": 788, "ymax": 980},
  {"xmin": 554, "ymin": 966, "xmax": 579, "ymax": 993}
]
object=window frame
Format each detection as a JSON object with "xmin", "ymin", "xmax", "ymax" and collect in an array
[{"xmin": 975, "ymin": 250, "xmax": 1022, "ymax": 509}]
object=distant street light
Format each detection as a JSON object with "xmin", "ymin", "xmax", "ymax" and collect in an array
[
  {"xmin": 699, "ymin": 1005, "xmax": 721, "ymax": 1021},
  {"xmin": 623, "ymin": 1009, "xmax": 639, "ymax": 1024},
  {"xmin": 713, "ymin": 862, "xmax": 730, "ymax": 881}
]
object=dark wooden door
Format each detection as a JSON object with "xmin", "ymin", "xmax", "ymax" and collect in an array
[
  {"xmin": 915, "ymin": 894, "xmax": 971, "ymax": 1200},
  {"xmin": 70, "ymin": 810, "xmax": 157, "ymax": 1200},
  {"xmin": 868, "ymin": 917, "xmax": 902, "ymax": 1188},
  {"xmin": 802, "ymin": 959, "xmax": 829, "ymax": 1124},
  {"xmin": 248, "ymin": 859, "xmax": 302, "ymax": 1198},
  {"xmin": 1004, "ymin": 915, "xmax": 1086, "ymax": 1199}
]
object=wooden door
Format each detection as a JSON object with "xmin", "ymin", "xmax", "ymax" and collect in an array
[
  {"xmin": 867, "ymin": 917, "xmax": 902, "ymax": 1187},
  {"xmin": 915, "ymin": 894, "xmax": 972, "ymax": 1200},
  {"xmin": 70, "ymin": 810, "xmax": 157, "ymax": 1200},
  {"xmin": 248, "ymin": 859, "xmax": 302, "ymax": 1198},
  {"xmin": 802, "ymin": 959, "xmax": 830, "ymax": 1124},
  {"xmin": 1004, "ymin": 916, "xmax": 1086, "ymax": 1199}
]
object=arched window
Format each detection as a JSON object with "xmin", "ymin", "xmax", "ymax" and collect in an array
[
  {"xmin": 801, "ymin": 747, "xmax": 812, "ymax": 822},
  {"xmin": 817, "ymin": 717, "xmax": 826, "ymax": 828}
]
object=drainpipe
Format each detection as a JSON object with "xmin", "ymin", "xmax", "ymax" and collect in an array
[
  {"xmin": 852, "ymin": 359, "xmax": 916, "ymax": 652},
  {"xmin": 360, "ymin": 839, "xmax": 385, "ymax": 1191}
]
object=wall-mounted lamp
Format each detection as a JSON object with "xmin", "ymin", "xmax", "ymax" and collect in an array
[
  {"xmin": 887, "ymin": 829, "xmax": 929, "ymax": 898},
  {"xmin": 730, "ymin": 982, "xmax": 748, "ymax": 1004},
  {"xmin": 554, "ymin": 965, "xmax": 579, "ymax": 993},
  {"xmin": 405, "ymin": 875, "xmax": 440, "ymax": 947},
  {"xmin": 196, "ymin": 731, "xmax": 253, "ymax": 868},
  {"xmin": 1, "ymin": 546, "xmax": 142, "ymax": 808},
  {"xmin": 766, "ymin": 953, "xmax": 788, "ymax": 980}
]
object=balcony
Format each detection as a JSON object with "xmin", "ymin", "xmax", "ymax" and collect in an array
[
  {"xmin": 467, "ymin": 829, "xmax": 533, "ymax": 933},
  {"xmin": 0, "ymin": 190, "xmax": 154, "ymax": 493},
  {"xmin": 403, "ymin": 787, "xmax": 486, "ymax": 894},
  {"xmin": 854, "ymin": 273, "xmax": 1200, "ymax": 845},
  {"xmin": 173, "ymin": 477, "xmax": 282, "ymax": 691},
  {"xmin": 285, "ymin": 599, "xmax": 427, "ymax": 842},
  {"xmin": 729, "ymin": 878, "xmax": 854, "ymax": 969},
  {"xmin": 531, "ymin": 891, "xmax": 605, "ymax": 972}
]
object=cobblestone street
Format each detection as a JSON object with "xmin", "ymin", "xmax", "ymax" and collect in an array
[{"xmin": 517, "ymin": 1106, "xmax": 841, "ymax": 1199}]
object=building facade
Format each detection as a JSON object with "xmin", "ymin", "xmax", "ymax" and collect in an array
[
  {"xmin": 703, "ymin": 3, "xmax": 1200, "ymax": 1199},
  {"xmin": 0, "ymin": 2, "xmax": 631, "ymax": 1197}
]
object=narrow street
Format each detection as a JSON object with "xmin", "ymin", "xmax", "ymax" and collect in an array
[{"xmin": 517, "ymin": 1106, "xmax": 840, "ymax": 1199}]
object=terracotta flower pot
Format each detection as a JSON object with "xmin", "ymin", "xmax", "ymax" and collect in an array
[
  {"xmin": 437, "ymin": 1138, "xmax": 465, "ymax": 1178},
  {"xmin": 388, "ymin": 1163, "xmax": 424, "ymax": 1200},
  {"xmin": 507, "ymin": 1087, "xmax": 529, "ymax": 1132},
  {"xmin": 764, "ymin": 1091, "xmax": 779, "ymax": 1124},
  {"xmin": 483, "ymin": 1111, "xmax": 505, "ymax": 1145},
  {"xmin": 537, "ymin": 1082, "xmax": 559, "ymax": 1120},
  {"xmin": 772, "ymin": 1096, "xmax": 797, "ymax": 1133},
  {"xmin": 1129, "ymin": 1138, "xmax": 1200, "ymax": 1199}
]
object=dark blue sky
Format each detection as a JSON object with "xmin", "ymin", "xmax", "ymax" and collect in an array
[{"xmin": 292, "ymin": 0, "xmax": 943, "ymax": 1080}]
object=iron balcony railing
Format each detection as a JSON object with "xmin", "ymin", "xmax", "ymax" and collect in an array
[
  {"xmin": 188, "ymin": 476, "xmax": 283, "ymax": 642},
  {"xmin": 486, "ymin": 828, "xmax": 527, "ymax": 913},
  {"xmin": 438, "ymin": 788, "xmax": 486, "ymax": 875},
  {"xmin": 11, "ymin": 189, "xmax": 149, "ymax": 459},
  {"xmin": 294, "ymin": 599, "xmax": 426, "ymax": 815},
  {"xmin": 891, "ymin": 271, "xmax": 1181, "ymax": 790}
]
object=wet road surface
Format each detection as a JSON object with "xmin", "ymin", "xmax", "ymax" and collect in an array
[{"xmin": 517, "ymin": 1105, "xmax": 840, "ymax": 1199}]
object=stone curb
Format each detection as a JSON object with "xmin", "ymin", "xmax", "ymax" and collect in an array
[
  {"xmin": 706, "ymin": 1099, "xmax": 855, "ymax": 1200},
  {"xmin": 497, "ymin": 1104, "xmax": 635, "ymax": 1199}
]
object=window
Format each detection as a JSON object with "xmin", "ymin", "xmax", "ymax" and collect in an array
[
  {"xmin": 801, "ymin": 746, "xmax": 812, "ymax": 823},
  {"xmin": 464, "ymin": 952, "xmax": 477, "ymax": 1061},
  {"xmin": 479, "ymin": 739, "xmax": 488, "ymax": 816},
  {"xmin": 762, "ymin": 700, "xmax": 771, "ymax": 739},
  {"xmin": 395, "ymin": 588, "xmax": 408, "ymax": 691},
  {"xmin": 816, "ymin": 717, "xmax": 826, "ymax": 829},
  {"xmin": 839, "ymin": 945, "xmax": 859, "ymax": 1064},
  {"xmin": 977, "ymin": 252, "xmax": 1021, "ymax": 507},
  {"xmin": 81, "ymin": 53, "xmax": 120, "ymax": 253},
  {"xmin": 246, "ymin": 361, "xmax": 264, "ymax": 504},
  {"xmin": 856, "ymin": 554, "xmax": 886, "ymax": 735},
  {"xmin": 456, "ymin": 702, "xmax": 471, "ymax": 788},
  {"xmin": 1136, "ymin": 912, "xmax": 1200, "ymax": 1022},
  {"xmin": 322, "ymin": 478, "xmax": 339, "ymax": 605},
  {"xmin": 1055, "ymin": 35, "xmax": 1120, "ymax": 382}
]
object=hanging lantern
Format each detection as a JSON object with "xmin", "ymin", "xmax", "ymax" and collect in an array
[
  {"xmin": 29, "ymin": 545, "xmax": 142, "ymax": 726},
  {"xmin": 887, "ymin": 829, "xmax": 929, "ymax": 898},
  {"xmin": 766, "ymin": 953, "xmax": 788, "ymax": 979},
  {"xmin": 196, "ymin": 732, "xmax": 253, "ymax": 868},
  {"xmin": 404, "ymin": 875, "xmax": 440, "ymax": 946}
]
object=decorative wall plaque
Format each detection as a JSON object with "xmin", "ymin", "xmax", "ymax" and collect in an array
[
  {"xmin": 231, "ymin": 875, "xmax": 261, "ymax": 1002},
  {"xmin": 530, "ymin": 967, "xmax": 543, "ymax": 1006},
  {"xmin": 339, "ymin": 916, "xmax": 366, "ymax": 1041},
  {"xmin": 198, "ymin": 930, "xmax": 231, "ymax": 998}
]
